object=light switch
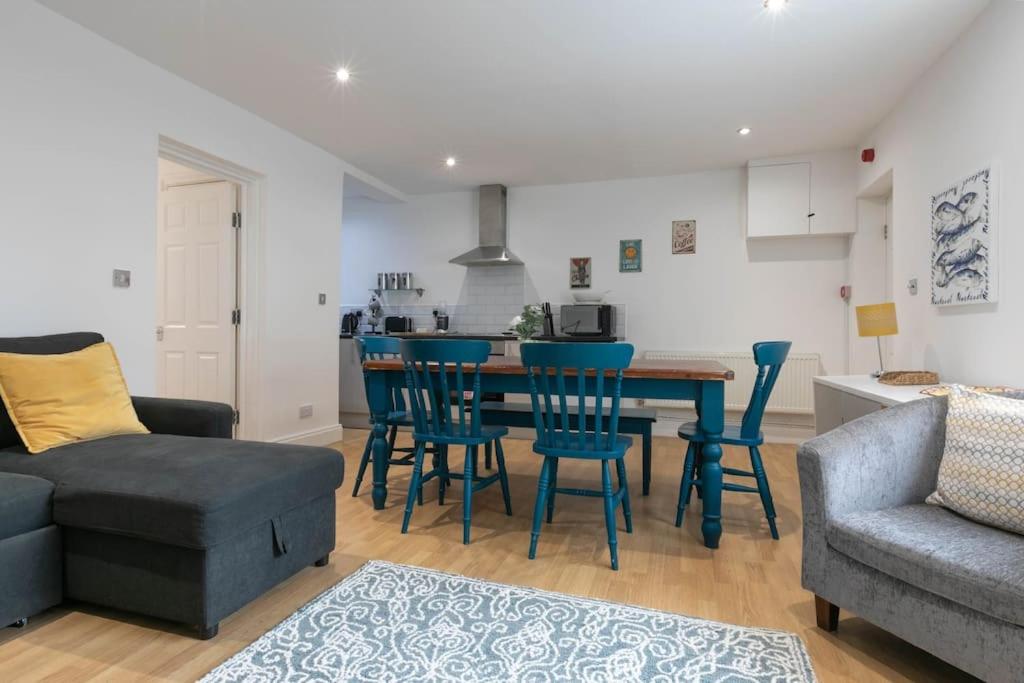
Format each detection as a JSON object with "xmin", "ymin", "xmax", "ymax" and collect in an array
[
  {"xmin": 318, "ymin": 293, "xmax": 327, "ymax": 305},
  {"xmin": 113, "ymin": 269, "xmax": 131, "ymax": 288},
  {"xmin": 907, "ymin": 278, "xmax": 918, "ymax": 296}
]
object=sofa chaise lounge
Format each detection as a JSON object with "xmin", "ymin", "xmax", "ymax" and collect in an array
[{"xmin": 0, "ymin": 332, "xmax": 344, "ymax": 639}]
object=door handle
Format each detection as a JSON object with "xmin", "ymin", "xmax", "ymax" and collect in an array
[{"xmin": 156, "ymin": 326, "xmax": 164, "ymax": 341}]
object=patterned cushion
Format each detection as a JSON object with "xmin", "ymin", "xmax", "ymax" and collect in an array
[{"xmin": 927, "ymin": 385, "xmax": 1024, "ymax": 535}]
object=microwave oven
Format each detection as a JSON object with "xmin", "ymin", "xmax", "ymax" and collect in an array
[{"xmin": 559, "ymin": 304, "xmax": 615, "ymax": 337}]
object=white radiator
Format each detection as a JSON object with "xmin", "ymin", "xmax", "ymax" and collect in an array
[{"xmin": 642, "ymin": 350, "xmax": 821, "ymax": 415}]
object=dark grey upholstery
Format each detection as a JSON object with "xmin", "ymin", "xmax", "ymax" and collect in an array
[
  {"xmin": 799, "ymin": 397, "xmax": 1024, "ymax": 681},
  {"xmin": 132, "ymin": 396, "xmax": 234, "ymax": 439},
  {"xmin": 0, "ymin": 473, "xmax": 62, "ymax": 626},
  {"xmin": 0, "ymin": 472, "xmax": 55, "ymax": 540},
  {"xmin": 0, "ymin": 332, "xmax": 345, "ymax": 637},
  {"xmin": 0, "ymin": 435, "xmax": 343, "ymax": 549}
]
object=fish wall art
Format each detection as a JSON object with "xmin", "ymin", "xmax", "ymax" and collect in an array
[{"xmin": 931, "ymin": 167, "xmax": 996, "ymax": 305}]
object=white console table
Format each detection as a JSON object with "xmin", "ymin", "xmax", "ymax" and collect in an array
[{"xmin": 813, "ymin": 375, "xmax": 941, "ymax": 435}]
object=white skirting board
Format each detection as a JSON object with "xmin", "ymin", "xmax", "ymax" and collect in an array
[{"xmin": 273, "ymin": 424, "xmax": 344, "ymax": 447}]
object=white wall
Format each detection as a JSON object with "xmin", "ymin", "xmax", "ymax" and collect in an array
[
  {"xmin": 0, "ymin": 1, "xmax": 387, "ymax": 442},
  {"xmin": 858, "ymin": 0, "xmax": 1024, "ymax": 386},
  {"xmin": 343, "ymin": 166, "xmax": 853, "ymax": 375}
]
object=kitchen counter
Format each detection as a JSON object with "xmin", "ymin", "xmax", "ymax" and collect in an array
[{"xmin": 340, "ymin": 332, "xmax": 618, "ymax": 342}]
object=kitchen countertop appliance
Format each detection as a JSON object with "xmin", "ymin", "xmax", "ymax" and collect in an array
[
  {"xmin": 341, "ymin": 310, "xmax": 362, "ymax": 334},
  {"xmin": 560, "ymin": 304, "xmax": 615, "ymax": 337},
  {"xmin": 384, "ymin": 316, "xmax": 413, "ymax": 334}
]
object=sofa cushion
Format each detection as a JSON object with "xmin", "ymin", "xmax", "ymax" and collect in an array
[
  {"xmin": 0, "ymin": 341, "xmax": 149, "ymax": 453},
  {"xmin": 0, "ymin": 433, "xmax": 344, "ymax": 549},
  {"xmin": 926, "ymin": 385, "xmax": 1024, "ymax": 536},
  {"xmin": 0, "ymin": 472, "xmax": 54, "ymax": 540},
  {"xmin": 828, "ymin": 504, "xmax": 1024, "ymax": 627},
  {"xmin": 0, "ymin": 333, "xmax": 104, "ymax": 449}
]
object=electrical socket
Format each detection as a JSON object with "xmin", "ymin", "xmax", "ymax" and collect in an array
[{"xmin": 299, "ymin": 404, "xmax": 313, "ymax": 419}]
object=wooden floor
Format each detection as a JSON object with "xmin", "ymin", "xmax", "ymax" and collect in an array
[{"xmin": 0, "ymin": 430, "xmax": 976, "ymax": 682}]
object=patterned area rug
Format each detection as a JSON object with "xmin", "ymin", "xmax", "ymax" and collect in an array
[{"xmin": 202, "ymin": 561, "xmax": 816, "ymax": 682}]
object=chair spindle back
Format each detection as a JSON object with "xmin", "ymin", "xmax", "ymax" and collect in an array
[
  {"xmin": 739, "ymin": 340, "xmax": 792, "ymax": 440},
  {"xmin": 400, "ymin": 339, "xmax": 491, "ymax": 439},
  {"xmin": 520, "ymin": 342, "xmax": 635, "ymax": 452},
  {"xmin": 356, "ymin": 335, "xmax": 407, "ymax": 413}
]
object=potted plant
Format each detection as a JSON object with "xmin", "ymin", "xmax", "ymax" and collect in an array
[{"xmin": 510, "ymin": 304, "xmax": 544, "ymax": 341}]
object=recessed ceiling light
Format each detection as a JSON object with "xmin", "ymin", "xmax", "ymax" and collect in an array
[
  {"xmin": 763, "ymin": 0, "xmax": 787, "ymax": 12},
  {"xmin": 335, "ymin": 67, "xmax": 351, "ymax": 83},
  {"xmin": 737, "ymin": 127, "xmax": 752, "ymax": 136},
  {"xmin": 445, "ymin": 157, "xmax": 457, "ymax": 168}
]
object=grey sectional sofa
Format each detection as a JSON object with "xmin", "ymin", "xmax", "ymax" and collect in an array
[
  {"xmin": 0, "ymin": 333, "xmax": 344, "ymax": 639},
  {"xmin": 798, "ymin": 397, "xmax": 1024, "ymax": 681}
]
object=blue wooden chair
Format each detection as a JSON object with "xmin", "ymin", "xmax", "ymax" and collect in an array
[
  {"xmin": 351, "ymin": 336, "xmax": 421, "ymax": 498},
  {"xmin": 521, "ymin": 342, "xmax": 635, "ymax": 571},
  {"xmin": 675, "ymin": 341, "xmax": 792, "ymax": 539},
  {"xmin": 400, "ymin": 339, "xmax": 512, "ymax": 544}
]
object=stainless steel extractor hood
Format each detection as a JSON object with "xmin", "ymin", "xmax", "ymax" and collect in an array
[{"xmin": 449, "ymin": 184, "xmax": 524, "ymax": 266}]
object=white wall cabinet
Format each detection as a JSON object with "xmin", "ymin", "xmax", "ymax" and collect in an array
[
  {"xmin": 747, "ymin": 162, "xmax": 811, "ymax": 237},
  {"xmin": 747, "ymin": 150, "xmax": 857, "ymax": 237}
]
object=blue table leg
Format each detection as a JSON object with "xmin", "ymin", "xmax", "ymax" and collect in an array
[
  {"xmin": 698, "ymin": 381, "xmax": 725, "ymax": 549},
  {"xmin": 367, "ymin": 370, "xmax": 392, "ymax": 510}
]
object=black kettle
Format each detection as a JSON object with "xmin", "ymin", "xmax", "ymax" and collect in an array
[{"xmin": 341, "ymin": 311, "xmax": 361, "ymax": 334}]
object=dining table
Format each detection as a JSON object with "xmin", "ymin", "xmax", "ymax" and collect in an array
[{"xmin": 361, "ymin": 355, "xmax": 735, "ymax": 548}]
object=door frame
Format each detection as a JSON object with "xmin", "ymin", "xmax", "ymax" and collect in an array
[{"xmin": 158, "ymin": 136, "xmax": 264, "ymax": 441}]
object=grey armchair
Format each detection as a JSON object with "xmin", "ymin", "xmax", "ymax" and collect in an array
[{"xmin": 798, "ymin": 397, "xmax": 1024, "ymax": 682}]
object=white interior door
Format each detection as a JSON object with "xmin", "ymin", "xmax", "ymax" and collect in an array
[{"xmin": 157, "ymin": 180, "xmax": 237, "ymax": 407}]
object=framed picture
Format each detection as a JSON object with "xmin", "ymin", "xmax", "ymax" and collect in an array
[
  {"xmin": 931, "ymin": 166, "xmax": 996, "ymax": 305},
  {"xmin": 672, "ymin": 220, "xmax": 696, "ymax": 254},
  {"xmin": 569, "ymin": 257, "xmax": 591, "ymax": 289},
  {"xmin": 619, "ymin": 239, "xmax": 642, "ymax": 272}
]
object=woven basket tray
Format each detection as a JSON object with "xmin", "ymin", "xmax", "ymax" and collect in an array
[{"xmin": 878, "ymin": 370, "xmax": 939, "ymax": 386}]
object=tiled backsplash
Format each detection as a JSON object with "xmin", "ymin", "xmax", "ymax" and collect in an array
[{"xmin": 342, "ymin": 265, "xmax": 626, "ymax": 337}]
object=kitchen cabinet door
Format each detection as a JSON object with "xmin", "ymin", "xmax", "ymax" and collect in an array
[
  {"xmin": 747, "ymin": 162, "xmax": 811, "ymax": 237},
  {"xmin": 339, "ymin": 338, "xmax": 368, "ymax": 421}
]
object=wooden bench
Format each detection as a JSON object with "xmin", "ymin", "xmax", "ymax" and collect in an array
[{"xmin": 479, "ymin": 402, "xmax": 658, "ymax": 495}]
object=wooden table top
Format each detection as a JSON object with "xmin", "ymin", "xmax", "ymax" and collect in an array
[{"xmin": 364, "ymin": 356, "xmax": 734, "ymax": 381}]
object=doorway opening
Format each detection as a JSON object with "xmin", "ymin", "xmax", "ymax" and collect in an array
[{"xmin": 156, "ymin": 137, "xmax": 265, "ymax": 440}]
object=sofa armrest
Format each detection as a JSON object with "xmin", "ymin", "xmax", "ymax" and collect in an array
[
  {"xmin": 798, "ymin": 396, "xmax": 947, "ymax": 595},
  {"xmin": 131, "ymin": 396, "xmax": 234, "ymax": 439}
]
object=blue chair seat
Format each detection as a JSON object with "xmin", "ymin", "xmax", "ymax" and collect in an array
[
  {"xmin": 412, "ymin": 425, "xmax": 508, "ymax": 447},
  {"xmin": 533, "ymin": 433, "xmax": 632, "ymax": 460},
  {"xmin": 366, "ymin": 410, "xmax": 414, "ymax": 427},
  {"xmin": 677, "ymin": 422, "xmax": 763, "ymax": 446}
]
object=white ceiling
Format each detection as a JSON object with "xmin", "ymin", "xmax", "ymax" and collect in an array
[{"xmin": 41, "ymin": 0, "xmax": 988, "ymax": 194}]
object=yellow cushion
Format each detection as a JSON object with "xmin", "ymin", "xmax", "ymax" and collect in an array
[{"xmin": 0, "ymin": 342, "xmax": 149, "ymax": 453}]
